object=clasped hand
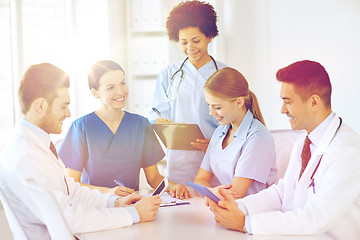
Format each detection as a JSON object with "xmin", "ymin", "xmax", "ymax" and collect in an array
[{"xmin": 205, "ymin": 188, "xmax": 246, "ymax": 232}]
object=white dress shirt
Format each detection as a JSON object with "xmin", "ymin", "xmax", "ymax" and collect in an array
[{"xmin": 0, "ymin": 119, "xmax": 139, "ymax": 240}]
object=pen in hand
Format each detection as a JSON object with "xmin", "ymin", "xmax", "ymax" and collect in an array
[
  {"xmin": 152, "ymin": 108, "xmax": 172, "ymax": 124},
  {"xmin": 152, "ymin": 107, "xmax": 163, "ymax": 118},
  {"xmin": 114, "ymin": 180, "xmax": 124, "ymax": 186},
  {"xmin": 113, "ymin": 180, "xmax": 135, "ymax": 196}
]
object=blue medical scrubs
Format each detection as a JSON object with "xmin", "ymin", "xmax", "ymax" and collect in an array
[
  {"xmin": 58, "ymin": 112, "xmax": 165, "ymax": 190},
  {"xmin": 200, "ymin": 110, "xmax": 278, "ymax": 196}
]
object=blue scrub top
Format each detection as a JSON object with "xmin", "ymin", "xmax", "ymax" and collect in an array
[
  {"xmin": 201, "ymin": 110, "xmax": 278, "ymax": 196},
  {"xmin": 58, "ymin": 111, "xmax": 165, "ymax": 190}
]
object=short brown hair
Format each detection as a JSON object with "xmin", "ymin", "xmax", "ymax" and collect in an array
[
  {"xmin": 166, "ymin": 0, "xmax": 218, "ymax": 42},
  {"xmin": 18, "ymin": 63, "xmax": 70, "ymax": 115},
  {"xmin": 276, "ymin": 60, "xmax": 332, "ymax": 107}
]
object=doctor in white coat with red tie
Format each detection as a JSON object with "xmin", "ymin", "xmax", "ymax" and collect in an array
[
  {"xmin": 0, "ymin": 63, "xmax": 162, "ymax": 240},
  {"xmin": 206, "ymin": 60, "xmax": 360, "ymax": 240}
]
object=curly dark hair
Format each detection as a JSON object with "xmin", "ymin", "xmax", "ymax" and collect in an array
[{"xmin": 166, "ymin": 0, "xmax": 218, "ymax": 42}]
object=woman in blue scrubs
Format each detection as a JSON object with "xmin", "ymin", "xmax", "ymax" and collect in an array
[
  {"xmin": 149, "ymin": 1, "xmax": 227, "ymax": 188},
  {"xmin": 59, "ymin": 60, "xmax": 190, "ymax": 198},
  {"xmin": 194, "ymin": 67, "xmax": 278, "ymax": 198}
]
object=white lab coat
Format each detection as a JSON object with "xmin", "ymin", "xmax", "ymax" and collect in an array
[
  {"xmin": 149, "ymin": 59, "xmax": 227, "ymax": 184},
  {"xmin": 238, "ymin": 115, "xmax": 360, "ymax": 239},
  {"xmin": 0, "ymin": 122, "xmax": 134, "ymax": 240}
]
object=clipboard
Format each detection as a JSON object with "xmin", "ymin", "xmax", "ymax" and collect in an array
[{"xmin": 151, "ymin": 123, "xmax": 205, "ymax": 151}]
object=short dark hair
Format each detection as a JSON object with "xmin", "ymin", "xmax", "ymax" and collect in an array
[
  {"xmin": 88, "ymin": 60, "xmax": 124, "ymax": 90},
  {"xmin": 166, "ymin": 0, "xmax": 218, "ymax": 42},
  {"xmin": 18, "ymin": 63, "xmax": 70, "ymax": 115},
  {"xmin": 276, "ymin": 60, "xmax": 332, "ymax": 107}
]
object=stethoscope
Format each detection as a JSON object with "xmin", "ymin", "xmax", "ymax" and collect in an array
[
  {"xmin": 166, "ymin": 56, "xmax": 219, "ymax": 102},
  {"xmin": 306, "ymin": 117, "xmax": 343, "ymax": 194}
]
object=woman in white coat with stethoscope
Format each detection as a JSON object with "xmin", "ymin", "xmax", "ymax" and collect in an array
[{"xmin": 149, "ymin": 1, "xmax": 226, "ymax": 195}]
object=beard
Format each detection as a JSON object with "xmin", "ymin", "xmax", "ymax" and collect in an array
[{"xmin": 39, "ymin": 108, "xmax": 62, "ymax": 134}]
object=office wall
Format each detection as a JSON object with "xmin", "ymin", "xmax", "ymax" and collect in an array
[
  {"xmin": 68, "ymin": 0, "xmax": 127, "ymax": 117},
  {"xmin": 2, "ymin": 0, "xmax": 359, "ymax": 142},
  {"xmin": 218, "ymin": 0, "xmax": 360, "ymax": 133},
  {"xmin": 0, "ymin": 0, "xmax": 14, "ymax": 150},
  {"xmin": 0, "ymin": 0, "xmax": 70, "ymax": 147}
]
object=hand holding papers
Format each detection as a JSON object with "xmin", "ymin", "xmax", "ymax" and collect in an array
[
  {"xmin": 151, "ymin": 123, "xmax": 205, "ymax": 151},
  {"xmin": 190, "ymin": 138, "xmax": 210, "ymax": 153}
]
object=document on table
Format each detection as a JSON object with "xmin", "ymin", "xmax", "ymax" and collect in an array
[
  {"xmin": 159, "ymin": 192, "xmax": 190, "ymax": 207},
  {"xmin": 151, "ymin": 123, "xmax": 205, "ymax": 151}
]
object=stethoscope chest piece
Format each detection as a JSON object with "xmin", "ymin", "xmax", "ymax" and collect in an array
[{"xmin": 166, "ymin": 56, "xmax": 218, "ymax": 102}]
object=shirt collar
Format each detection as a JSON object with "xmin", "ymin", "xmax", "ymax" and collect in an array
[
  {"xmin": 20, "ymin": 119, "xmax": 51, "ymax": 148},
  {"xmin": 219, "ymin": 110, "xmax": 254, "ymax": 139},
  {"xmin": 308, "ymin": 112, "xmax": 335, "ymax": 148}
]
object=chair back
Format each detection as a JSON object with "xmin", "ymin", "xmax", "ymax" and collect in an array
[
  {"xmin": 271, "ymin": 129, "xmax": 305, "ymax": 183},
  {"xmin": 0, "ymin": 183, "xmax": 28, "ymax": 240}
]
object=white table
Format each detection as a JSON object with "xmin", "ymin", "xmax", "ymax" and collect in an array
[{"xmin": 77, "ymin": 197, "xmax": 329, "ymax": 240}]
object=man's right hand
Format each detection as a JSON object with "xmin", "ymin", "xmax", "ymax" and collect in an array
[
  {"xmin": 115, "ymin": 193, "xmax": 143, "ymax": 207},
  {"xmin": 134, "ymin": 195, "xmax": 162, "ymax": 222},
  {"xmin": 206, "ymin": 188, "xmax": 246, "ymax": 232}
]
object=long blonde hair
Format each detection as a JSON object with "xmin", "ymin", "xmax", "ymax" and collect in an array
[{"xmin": 204, "ymin": 67, "xmax": 265, "ymax": 126}]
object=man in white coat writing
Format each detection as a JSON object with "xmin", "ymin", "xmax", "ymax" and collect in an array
[
  {"xmin": 207, "ymin": 60, "xmax": 360, "ymax": 239},
  {"xmin": 0, "ymin": 63, "xmax": 162, "ymax": 239}
]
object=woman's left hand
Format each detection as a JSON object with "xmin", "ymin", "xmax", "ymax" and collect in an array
[
  {"xmin": 209, "ymin": 185, "xmax": 239, "ymax": 200},
  {"xmin": 169, "ymin": 184, "xmax": 192, "ymax": 199},
  {"xmin": 191, "ymin": 138, "xmax": 210, "ymax": 153}
]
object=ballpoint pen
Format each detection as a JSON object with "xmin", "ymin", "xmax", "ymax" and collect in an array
[
  {"xmin": 113, "ymin": 179, "xmax": 124, "ymax": 186},
  {"xmin": 152, "ymin": 107, "xmax": 163, "ymax": 118},
  {"xmin": 311, "ymin": 180, "xmax": 316, "ymax": 194},
  {"xmin": 152, "ymin": 107, "xmax": 172, "ymax": 123}
]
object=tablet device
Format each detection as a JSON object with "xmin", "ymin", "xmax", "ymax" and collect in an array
[
  {"xmin": 187, "ymin": 181, "xmax": 220, "ymax": 203},
  {"xmin": 151, "ymin": 123, "xmax": 205, "ymax": 151},
  {"xmin": 152, "ymin": 177, "xmax": 168, "ymax": 196}
]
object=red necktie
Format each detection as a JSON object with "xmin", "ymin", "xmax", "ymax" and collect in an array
[
  {"xmin": 50, "ymin": 141, "xmax": 69, "ymax": 195},
  {"xmin": 299, "ymin": 136, "xmax": 311, "ymax": 179},
  {"xmin": 49, "ymin": 141, "xmax": 58, "ymax": 159}
]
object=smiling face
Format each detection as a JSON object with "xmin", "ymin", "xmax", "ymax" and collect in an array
[
  {"xmin": 280, "ymin": 82, "xmax": 314, "ymax": 132},
  {"xmin": 40, "ymin": 87, "xmax": 71, "ymax": 134},
  {"xmin": 204, "ymin": 90, "xmax": 243, "ymax": 126},
  {"xmin": 92, "ymin": 70, "xmax": 128, "ymax": 110},
  {"xmin": 178, "ymin": 26, "xmax": 212, "ymax": 68}
]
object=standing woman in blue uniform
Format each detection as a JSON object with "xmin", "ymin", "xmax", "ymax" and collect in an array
[
  {"xmin": 194, "ymin": 67, "xmax": 277, "ymax": 198},
  {"xmin": 59, "ymin": 60, "xmax": 190, "ymax": 198},
  {"xmin": 149, "ymin": 1, "xmax": 226, "ymax": 188}
]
